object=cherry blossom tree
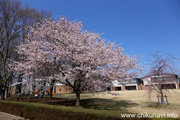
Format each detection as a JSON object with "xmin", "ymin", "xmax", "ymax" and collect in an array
[
  {"xmin": 11, "ymin": 18, "xmax": 140, "ymax": 106},
  {"xmin": 147, "ymin": 51, "xmax": 179, "ymax": 104}
]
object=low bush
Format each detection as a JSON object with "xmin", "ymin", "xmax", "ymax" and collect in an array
[
  {"xmin": 0, "ymin": 100, "xmax": 119, "ymax": 120},
  {"xmin": 0, "ymin": 100, "xmax": 152, "ymax": 120}
]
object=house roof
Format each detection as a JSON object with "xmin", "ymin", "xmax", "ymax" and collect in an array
[{"xmin": 141, "ymin": 73, "xmax": 178, "ymax": 79}]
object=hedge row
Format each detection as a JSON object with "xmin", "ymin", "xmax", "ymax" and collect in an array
[{"xmin": 0, "ymin": 100, "xmax": 151, "ymax": 120}]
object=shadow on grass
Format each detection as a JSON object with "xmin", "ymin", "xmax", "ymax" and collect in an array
[
  {"xmin": 81, "ymin": 98, "xmax": 138, "ymax": 111},
  {"xmin": 7, "ymin": 96, "xmax": 139, "ymax": 112},
  {"xmin": 47, "ymin": 98, "xmax": 138, "ymax": 112},
  {"xmin": 145, "ymin": 102, "xmax": 170, "ymax": 109}
]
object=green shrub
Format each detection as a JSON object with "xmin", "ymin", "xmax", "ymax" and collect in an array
[{"xmin": 0, "ymin": 100, "xmax": 127, "ymax": 120}]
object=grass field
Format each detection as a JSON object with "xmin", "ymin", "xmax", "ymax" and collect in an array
[{"xmin": 54, "ymin": 89, "xmax": 180, "ymax": 117}]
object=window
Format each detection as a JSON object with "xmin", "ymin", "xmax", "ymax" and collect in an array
[
  {"xmin": 118, "ymin": 82, "xmax": 121, "ymax": 85},
  {"xmin": 69, "ymin": 88, "xmax": 71, "ymax": 91},
  {"xmin": 59, "ymin": 88, "xmax": 61, "ymax": 91},
  {"xmin": 107, "ymin": 87, "xmax": 111, "ymax": 91},
  {"xmin": 66, "ymin": 88, "xmax": 68, "ymax": 91},
  {"xmin": 155, "ymin": 85, "xmax": 158, "ymax": 89}
]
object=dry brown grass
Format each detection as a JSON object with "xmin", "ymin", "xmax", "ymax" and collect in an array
[{"xmin": 55, "ymin": 89, "xmax": 180, "ymax": 116}]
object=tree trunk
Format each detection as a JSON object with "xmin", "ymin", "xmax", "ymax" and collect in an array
[
  {"xmin": 17, "ymin": 74, "xmax": 22, "ymax": 94},
  {"xmin": 2, "ymin": 90, "xmax": 5, "ymax": 100},
  {"xmin": 49, "ymin": 80, "xmax": 55, "ymax": 99},
  {"xmin": 49, "ymin": 86, "xmax": 53, "ymax": 99},
  {"xmin": 160, "ymin": 88, "xmax": 164, "ymax": 104},
  {"xmin": 75, "ymin": 92, "xmax": 80, "ymax": 107},
  {"xmin": 5, "ymin": 86, "xmax": 9, "ymax": 98}
]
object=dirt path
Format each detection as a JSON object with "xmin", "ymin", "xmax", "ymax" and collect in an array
[{"xmin": 0, "ymin": 112, "xmax": 28, "ymax": 120}]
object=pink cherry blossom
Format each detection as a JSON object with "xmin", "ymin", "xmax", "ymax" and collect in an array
[{"xmin": 11, "ymin": 18, "xmax": 140, "ymax": 106}]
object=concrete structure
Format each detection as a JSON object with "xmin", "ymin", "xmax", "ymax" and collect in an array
[
  {"xmin": 55, "ymin": 85, "xmax": 73, "ymax": 94},
  {"xmin": 141, "ymin": 74, "xmax": 179, "ymax": 90},
  {"xmin": 10, "ymin": 85, "xmax": 17, "ymax": 95},
  {"xmin": 34, "ymin": 81, "xmax": 74, "ymax": 94},
  {"xmin": 111, "ymin": 74, "xmax": 179, "ymax": 91},
  {"xmin": 9, "ymin": 74, "xmax": 180, "ymax": 94},
  {"xmin": 54, "ymin": 82, "xmax": 73, "ymax": 94},
  {"xmin": 0, "ymin": 112, "xmax": 28, "ymax": 120},
  {"xmin": 112, "ymin": 78, "xmax": 144, "ymax": 91}
]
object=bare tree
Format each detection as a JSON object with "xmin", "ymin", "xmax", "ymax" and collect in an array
[
  {"xmin": 0, "ymin": 0, "xmax": 22, "ymax": 100},
  {"xmin": 147, "ymin": 51, "xmax": 179, "ymax": 104},
  {"xmin": 0, "ymin": 0, "xmax": 52, "ymax": 100}
]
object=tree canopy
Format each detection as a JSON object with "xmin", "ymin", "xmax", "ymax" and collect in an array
[{"xmin": 11, "ymin": 18, "xmax": 140, "ymax": 106}]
